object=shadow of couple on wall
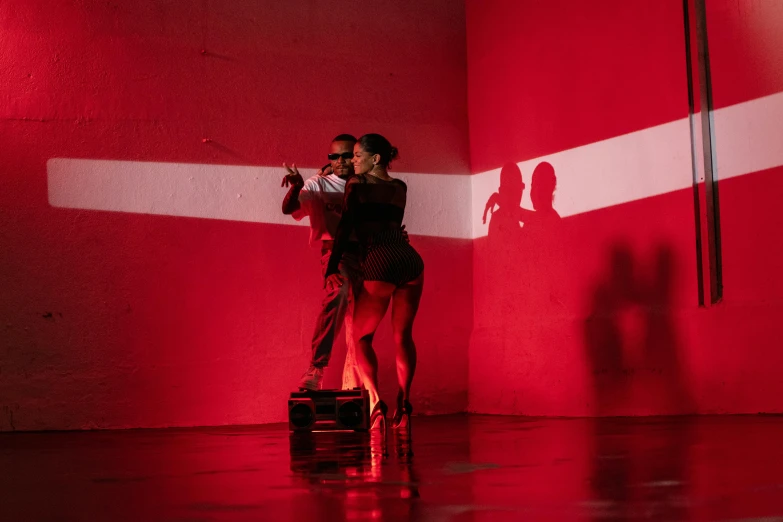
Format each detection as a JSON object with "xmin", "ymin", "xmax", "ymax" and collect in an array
[
  {"xmin": 479, "ymin": 162, "xmax": 566, "ymax": 326},
  {"xmin": 481, "ymin": 161, "xmax": 695, "ymax": 520},
  {"xmin": 480, "ymin": 161, "xmax": 693, "ymax": 417}
]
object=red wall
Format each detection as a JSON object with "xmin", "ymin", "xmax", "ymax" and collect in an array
[
  {"xmin": 3, "ymin": 0, "xmax": 782, "ymax": 431},
  {"xmin": 704, "ymin": 0, "xmax": 783, "ymax": 412},
  {"xmin": 467, "ymin": 0, "xmax": 783, "ymax": 416},
  {"xmin": 0, "ymin": 0, "xmax": 471, "ymax": 430}
]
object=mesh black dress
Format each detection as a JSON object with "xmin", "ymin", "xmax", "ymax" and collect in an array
[{"xmin": 326, "ymin": 173, "xmax": 424, "ymax": 286}]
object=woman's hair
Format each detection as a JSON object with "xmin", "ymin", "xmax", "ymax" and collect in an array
[{"xmin": 358, "ymin": 133, "xmax": 398, "ymax": 167}]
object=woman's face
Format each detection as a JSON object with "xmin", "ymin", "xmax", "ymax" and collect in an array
[{"xmin": 352, "ymin": 143, "xmax": 376, "ymax": 175}]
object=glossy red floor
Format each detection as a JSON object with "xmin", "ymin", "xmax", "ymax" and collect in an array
[{"xmin": 2, "ymin": 414, "xmax": 783, "ymax": 521}]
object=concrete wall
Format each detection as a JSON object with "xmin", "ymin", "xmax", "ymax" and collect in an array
[
  {"xmin": 3, "ymin": 0, "xmax": 782, "ymax": 431},
  {"xmin": 467, "ymin": 0, "xmax": 783, "ymax": 416},
  {"xmin": 0, "ymin": 0, "xmax": 472, "ymax": 431}
]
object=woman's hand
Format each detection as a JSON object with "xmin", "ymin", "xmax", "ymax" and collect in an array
[{"xmin": 325, "ymin": 273, "xmax": 345, "ymax": 293}]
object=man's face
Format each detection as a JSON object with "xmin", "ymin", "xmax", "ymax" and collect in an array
[{"xmin": 329, "ymin": 140, "xmax": 355, "ymax": 177}]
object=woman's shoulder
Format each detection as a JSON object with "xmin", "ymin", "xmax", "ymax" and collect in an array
[
  {"xmin": 347, "ymin": 173, "xmax": 368, "ymax": 185},
  {"xmin": 391, "ymin": 177, "xmax": 407, "ymax": 191}
]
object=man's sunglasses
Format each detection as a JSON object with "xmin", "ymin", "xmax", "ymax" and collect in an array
[{"xmin": 327, "ymin": 152, "xmax": 353, "ymax": 161}]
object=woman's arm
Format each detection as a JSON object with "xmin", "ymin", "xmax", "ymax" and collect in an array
[{"xmin": 325, "ymin": 176, "xmax": 361, "ymax": 279}]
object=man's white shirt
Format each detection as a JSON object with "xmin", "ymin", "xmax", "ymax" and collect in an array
[{"xmin": 292, "ymin": 173, "xmax": 349, "ymax": 247}]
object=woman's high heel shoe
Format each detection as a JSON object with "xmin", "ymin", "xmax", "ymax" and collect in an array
[
  {"xmin": 392, "ymin": 394, "xmax": 413, "ymax": 430},
  {"xmin": 370, "ymin": 400, "xmax": 388, "ymax": 430}
]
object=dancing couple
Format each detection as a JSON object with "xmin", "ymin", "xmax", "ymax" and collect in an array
[{"xmin": 282, "ymin": 133, "xmax": 424, "ymax": 430}]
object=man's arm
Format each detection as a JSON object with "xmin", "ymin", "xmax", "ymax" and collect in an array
[
  {"xmin": 325, "ymin": 176, "xmax": 361, "ymax": 292},
  {"xmin": 281, "ymin": 163, "xmax": 305, "ymax": 215},
  {"xmin": 282, "ymin": 184, "xmax": 303, "ymax": 214}
]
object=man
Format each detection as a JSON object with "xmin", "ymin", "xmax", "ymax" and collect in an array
[{"xmin": 282, "ymin": 134, "xmax": 363, "ymax": 391}]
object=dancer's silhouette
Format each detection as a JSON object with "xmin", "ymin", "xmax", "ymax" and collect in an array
[
  {"xmin": 584, "ymin": 244, "xmax": 636, "ymax": 416},
  {"xmin": 640, "ymin": 245, "xmax": 693, "ymax": 413},
  {"xmin": 483, "ymin": 162, "xmax": 526, "ymax": 241}
]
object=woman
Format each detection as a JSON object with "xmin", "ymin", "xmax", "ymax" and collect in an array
[{"xmin": 325, "ymin": 134, "xmax": 424, "ymax": 431}]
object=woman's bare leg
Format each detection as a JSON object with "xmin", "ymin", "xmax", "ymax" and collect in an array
[
  {"xmin": 391, "ymin": 273, "xmax": 424, "ymax": 404},
  {"xmin": 352, "ymin": 281, "xmax": 395, "ymax": 409}
]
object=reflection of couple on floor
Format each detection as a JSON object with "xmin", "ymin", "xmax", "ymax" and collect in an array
[
  {"xmin": 281, "ymin": 133, "xmax": 423, "ymax": 432},
  {"xmin": 289, "ymin": 428, "xmax": 419, "ymax": 518}
]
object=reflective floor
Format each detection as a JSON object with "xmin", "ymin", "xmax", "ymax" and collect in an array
[{"xmin": 2, "ymin": 415, "xmax": 783, "ymax": 521}]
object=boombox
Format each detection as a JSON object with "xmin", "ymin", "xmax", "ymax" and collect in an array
[{"xmin": 288, "ymin": 388, "xmax": 370, "ymax": 431}]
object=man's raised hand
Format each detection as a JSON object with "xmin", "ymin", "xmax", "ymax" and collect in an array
[{"xmin": 281, "ymin": 163, "xmax": 305, "ymax": 188}]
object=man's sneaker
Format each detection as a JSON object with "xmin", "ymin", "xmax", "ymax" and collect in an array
[{"xmin": 298, "ymin": 366, "xmax": 324, "ymax": 391}]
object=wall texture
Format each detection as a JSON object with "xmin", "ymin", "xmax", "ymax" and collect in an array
[
  {"xmin": 0, "ymin": 0, "xmax": 472, "ymax": 431},
  {"xmin": 467, "ymin": 0, "xmax": 783, "ymax": 416}
]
